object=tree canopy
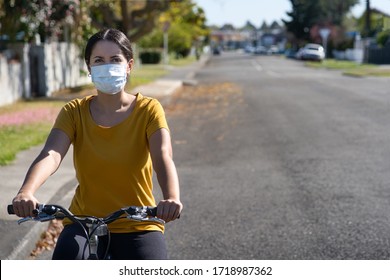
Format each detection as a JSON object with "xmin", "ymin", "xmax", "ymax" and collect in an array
[
  {"xmin": 0, "ymin": 0, "xmax": 78, "ymax": 42},
  {"xmin": 138, "ymin": 0, "xmax": 209, "ymax": 57},
  {"xmin": 283, "ymin": 0, "xmax": 359, "ymax": 45},
  {"xmin": 0, "ymin": 0, "xmax": 184, "ymax": 45}
]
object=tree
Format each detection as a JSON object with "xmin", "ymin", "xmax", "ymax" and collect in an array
[
  {"xmin": 0, "ymin": 0, "xmax": 78, "ymax": 43},
  {"xmin": 356, "ymin": 7, "xmax": 390, "ymax": 38},
  {"xmin": 319, "ymin": 0, "xmax": 359, "ymax": 25},
  {"xmin": 283, "ymin": 0, "xmax": 359, "ymax": 47},
  {"xmin": 86, "ymin": 0, "xmax": 183, "ymax": 42},
  {"xmin": 138, "ymin": 0, "xmax": 209, "ymax": 58},
  {"xmin": 283, "ymin": 0, "xmax": 322, "ymax": 45}
]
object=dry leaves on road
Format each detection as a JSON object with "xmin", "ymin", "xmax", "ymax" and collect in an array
[
  {"xmin": 166, "ymin": 82, "xmax": 244, "ymax": 144},
  {"xmin": 29, "ymin": 220, "xmax": 63, "ymax": 259},
  {"xmin": 166, "ymin": 82, "xmax": 243, "ymax": 119}
]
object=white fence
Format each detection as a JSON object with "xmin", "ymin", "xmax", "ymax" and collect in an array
[
  {"xmin": 0, "ymin": 42, "xmax": 90, "ymax": 107},
  {"xmin": 43, "ymin": 42, "xmax": 90, "ymax": 95},
  {"xmin": 333, "ymin": 49, "xmax": 364, "ymax": 63},
  {"xmin": 0, "ymin": 55, "xmax": 22, "ymax": 106}
]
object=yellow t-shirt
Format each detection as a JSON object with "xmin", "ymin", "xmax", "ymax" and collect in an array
[{"xmin": 53, "ymin": 93, "xmax": 168, "ymax": 233}]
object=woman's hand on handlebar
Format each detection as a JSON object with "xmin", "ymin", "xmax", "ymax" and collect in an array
[
  {"xmin": 157, "ymin": 199, "xmax": 182, "ymax": 223},
  {"xmin": 12, "ymin": 191, "xmax": 39, "ymax": 218}
]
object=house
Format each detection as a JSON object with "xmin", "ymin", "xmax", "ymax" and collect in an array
[{"xmin": 209, "ymin": 20, "xmax": 286, "ymax": 52}]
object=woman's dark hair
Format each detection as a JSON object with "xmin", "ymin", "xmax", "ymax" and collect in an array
[{"xmin": 84, "ymin": 28, "xmax": 133, "ymax": 67}]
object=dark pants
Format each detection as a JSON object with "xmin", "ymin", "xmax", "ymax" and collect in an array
[{"xmin": 52, "ymin": 223, "xmax": 168, "ymax": 260}]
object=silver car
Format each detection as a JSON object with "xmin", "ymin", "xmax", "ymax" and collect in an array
[{"xmin": 296, "ymin": 43, "xmax": 325, "ymax": 62}]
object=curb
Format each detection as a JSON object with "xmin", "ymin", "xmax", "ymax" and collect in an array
[{"xmin": 131, "ymin": 79, "xmax": 183, "ymax": 97}]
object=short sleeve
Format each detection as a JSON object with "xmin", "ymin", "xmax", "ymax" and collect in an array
[
  {"xmin": 52, "ymin": 101, "xmax": 77, "ymax": 142},
  {"xmin": 146, "ymin": 99, "xmax": 169, "ymax": 139}
]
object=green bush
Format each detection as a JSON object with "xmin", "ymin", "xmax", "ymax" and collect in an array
[
  {"xmin": 377, "ymin": 30, "xmax": 390, "ymax": 47},
  {"xmin": 139, "ymin": 51, "xmax": 162, "ymax": 64}
]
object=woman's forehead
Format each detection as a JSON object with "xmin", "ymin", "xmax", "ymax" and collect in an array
[{"xmin": 91, "ymin": 40, "xmax": 123, "ymax": 56}]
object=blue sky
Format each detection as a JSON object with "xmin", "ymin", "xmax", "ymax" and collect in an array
[{"xmin": 194, "ymin": 0, "xmax": 390, "ymax": 28}]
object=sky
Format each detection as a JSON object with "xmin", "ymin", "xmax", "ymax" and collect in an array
[{"xmin": 194, "ymin": 0, "xmax": 390, "ymax": 28}]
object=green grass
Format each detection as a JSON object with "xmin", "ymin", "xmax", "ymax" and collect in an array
[
  {"xmin": 343, "ymin": 67, "xmax": 390, "ymax": 77},
  {"xmin": 0, "ymin": 100, "xmax": 65, "ymax": 165},
  {"xmin": 305, "ymin": 59, "xmax": 390, "ymax": 77},
  {"xmin": 169, "ymin": 55, "xmax": 197, "ymax": 66},
  {"xmin": 129, "ymin": 64, "xmax": 168, "ymax": 89},
  {"xmin": 306, "ymin": 59, "xmax": 362, "ymax": 70},
  {"xmin": 128, "ymin": 55, "xmax": 197, "ymax": 89},
  {"xmin": 0, "ymin": 123, "xmax": 53, "ymax": 165}
]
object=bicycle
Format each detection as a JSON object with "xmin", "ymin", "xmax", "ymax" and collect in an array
[{"xmin": 7, "ymin": 203, "xmax": 165, "ymax": 259}]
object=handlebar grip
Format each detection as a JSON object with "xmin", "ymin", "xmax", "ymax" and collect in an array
[
  {"xmin": 147, "ymin": 206, "xmax": 180, "ymax": 219},
  {"xmin": 147, "ymin": 207, "xmax": 157, "ymax": 217},
  {"xmin": 7, "ymin": 204, "xmax": 41, "ymax": 215},
  {"xmin": 7, "ymin": 204, "xmax": 15, "ymax": 215}
]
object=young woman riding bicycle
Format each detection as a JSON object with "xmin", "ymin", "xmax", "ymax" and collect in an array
[{"xmin": 11, "ymin": 28, "xmax": 183, "ymax": 260}]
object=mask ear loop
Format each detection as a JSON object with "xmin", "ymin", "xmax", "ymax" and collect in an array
[{"xmin": 87, "ymin": 65, "xmax": 92, "ymax": 78}]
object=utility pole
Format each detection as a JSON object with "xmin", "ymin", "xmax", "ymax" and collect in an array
[
  {"xmin": 363, "ymin": 0, "xmax": 372, "ymax": 63},
  {"xmin": 365, "ymin": 0, "xmax": 371, "ymax": 36},
  {"xmin": 163, "ymin": 21, "xmax": 170, "ymax": 67}
]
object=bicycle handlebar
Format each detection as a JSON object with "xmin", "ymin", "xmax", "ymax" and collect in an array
[
  {"xmin": 7, "ymin": 204, "xmax": 163, "ymax": 225},
  {"xmin": 8, "ymin": 203, "xmax": 166, "ymax": 260}
]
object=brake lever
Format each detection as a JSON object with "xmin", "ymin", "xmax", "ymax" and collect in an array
[
  {"xmin": 126, "ymin": 214, "xmax": 165, "ymax": 225},
  {"xmin": 124, "ymin": 206, "xmax": 165, "ymax": 224},
  {"xmin": 17, "ymin": 216, "xmax": 35, "ymax": 225},
  {"xmin": 16, "ymin": 204, "xmax": 56, "ymax": 225}
]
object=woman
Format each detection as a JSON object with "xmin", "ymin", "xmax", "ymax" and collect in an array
[{"xmin": 11, "ymin": 28, "xmax": 182, "ymax": 259}]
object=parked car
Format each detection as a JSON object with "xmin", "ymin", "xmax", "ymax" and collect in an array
[
  {"xmin": 285, "ymin": 48, "xmax": 298, "ymax": 59},
  {"xmin": 254, "ymin": 45, "xmax": 267, "ymax": 55},
  {"xmin": 244, "ymin": 45, "xmax": 255, "ymax": 54},
  {"xmin": 296, "ymin": 43, "xmax": 325, "ymax": 62},
  {"xmin": 267, "ymin": 45, "xmax": 280, "ymax": 55},
  {"xmin": 212, "ymin": 46, "xmax": 222, "ymax": 55}
]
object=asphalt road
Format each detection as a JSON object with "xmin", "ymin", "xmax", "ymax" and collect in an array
[{"xmin": 163, "ymin": 52, "xmax": 390, "ymax": 259}]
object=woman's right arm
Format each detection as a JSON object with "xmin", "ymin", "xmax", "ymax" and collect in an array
[{"xmin": 12, "ymin": 128, "xmax": 71, "ymax": 217}]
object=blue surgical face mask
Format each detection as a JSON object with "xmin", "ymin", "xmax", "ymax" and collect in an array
[{"xmin": 90, "ymin": 64, "xmax": 128, "ymax": 94}]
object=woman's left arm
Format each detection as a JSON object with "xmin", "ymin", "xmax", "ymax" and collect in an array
[{"xmin": 149, "ymin": 128, "xmax": 183, "ymax": 222}]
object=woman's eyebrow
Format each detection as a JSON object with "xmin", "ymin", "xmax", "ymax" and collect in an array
[{"xmin": 92, "ymin": 54, "xmax": 123, "ymax": 59}]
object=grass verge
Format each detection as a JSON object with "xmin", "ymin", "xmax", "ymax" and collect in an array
[
  {"xmin": 306, "ymin": 59, "xmax": 390, "ymax": 77},
  {"xmin": 0, "ymin": 100, "xmax": 65, "ymax": 166},
  {"xmin": 128, "ymin": 55, "xmax": 197, "ymax": 89},
  {"xmin": 129, "ymin": 64, "xmax": 168, "ymax": 89},
  {"xmin": 0, "ymin": 123, "xmax": 53, "ymax": 165}
]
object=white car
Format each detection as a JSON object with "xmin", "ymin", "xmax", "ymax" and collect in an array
[{"xmin": 296, "ymin": 44, "xmax": 325, "ymax": 62}]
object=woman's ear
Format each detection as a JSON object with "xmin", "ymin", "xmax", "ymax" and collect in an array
[{"xmin": 127, "ymin": 59, "xmax": 134, "ymax": 73}]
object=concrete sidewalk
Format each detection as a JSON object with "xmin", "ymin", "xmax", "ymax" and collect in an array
[{"xmin": 0, "ymin": 54, "xmax": 209, "ymax": 260}]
